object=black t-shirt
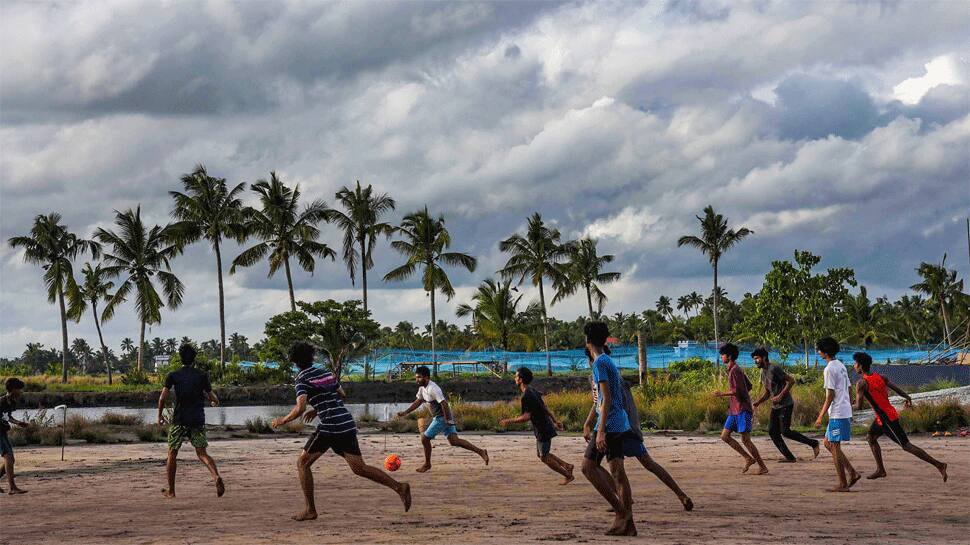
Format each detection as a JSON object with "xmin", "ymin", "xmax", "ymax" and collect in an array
[
  {"xmin": 0, "ymin": 394, "xmax": 15, "ymax": 434},
  {"xmin": 164, "ymin": 367, "xmax": 212, "ymax": 428},
  {"xmin": 521, "ymin": 387, "xmax": 557, "ymax": 442}
]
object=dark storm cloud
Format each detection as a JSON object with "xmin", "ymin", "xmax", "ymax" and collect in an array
[{"xmin": 773, "ymin": 75, "xmax": 880, "ymax": 140}]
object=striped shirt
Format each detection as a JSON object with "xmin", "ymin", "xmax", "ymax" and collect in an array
[{"xmin": 295, "ymin": 366, "xmax": 356, "ymax": 435}]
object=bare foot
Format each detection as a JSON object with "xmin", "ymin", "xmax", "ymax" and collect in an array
[
  {"xmin": 866, "ymin": 470, "xmax": 887, "ymax": 480},
  {"xmin": 480, "ymin": 450, "xmax": 489, "ymax": 466},
  {"xmin": 777, "ymin": 458, "xmax": 796, "ymax": 463},
  {"xmin": 848, "ymin": 472, "xmax": 861, "ymax": 488},
  {"xmin": 292, "ymin": 510, "xmax": 318, "ymax": 521},
  {"xmin": 826, "ymin": 486, "xmax": 852, "ymax": 493},
  {"xmin": 561, "ymin": 472, "xmax": 575, "ymax": 485},
  {"xmin": 741, "ymin": 458, "xmax": 756, "ymax": 474},
  {"xmin": 680, "ymin": 496, "xmax": 694, "ymax": 512},
  {"xmin": 939, "ymin": 463, "xmax": 948, "ymax": 483},
  {"xmin": 812, "ymin": 444, "xmax": 821, "ymax": 459},
  {"xmin": 415, "ymin": 464, "xmax": 431, "ymax": 473},
  {"xmin": 621, "ymin": 519, "xmax": 638, "ymax": 536},
  {"xmin": 399, "ymin": 482, "xmax": 412, "ymax": 512},
  {"xmin": 605, "ymin": 516, "xmax": 627, "ymax": 535},
  {"xmin": 215, "ymin": 477, "xmax": 226, "ymax": 497},
  {"xmin": 752, "ymin": 465, "xmax": 769, "ymax": 475},
  {"xmin": 162, "ymin": 488, "xmax": 176, "ymax": 498},
  {"xmin": 8, "ymin": 487, "xmax": 27, "ymax": 495}
]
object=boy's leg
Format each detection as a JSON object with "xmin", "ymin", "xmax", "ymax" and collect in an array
[
  {"xmin": 417, "ymin": 434, "xmax": 433, "ymax": 472},
  {"xmin": 342, "ymin": 453, "xmax": 412, "ymax": 511},
  {"xmin": 720, "ymin": 428, "xmax": 755, "ymax": 471},
  {"xmin": 3, "ymin": 452, "xmax": 25, "ymax": 494},
  {"xmin": 637, "ymin": 453, "xmax": 692, "ymax": 510},
  {"xmin": 779, "ymin": 405, "xmax": 819, "ymax": 458},
  {"xmin": 607, "ymin": 457, "xmax": 636, "ymax": 536},
  {"xmin": 901, "ymin": 443, "xmax": 948, "ymax": 481},
  {"xmin": 581, "ymin": 456, "xmax": 625, "ymax": 514},
  {"xmin": 866, "ymin": 424, "xmax": 888, "ymax": 479},
  {"xmin": 295, "ymin": 450, "xmax": 324, "ymax": 521},
  {"xmin": 446, "ymin": 433, "xmax": 489, "ymax": 465},
  {"xmin": 768, "ymin": 408, "xmax": 796, "ymax": 462},
  {"xmin": 740, "ymin": 432, "xmax": 769, "ymax": 474},
  {"xmin": 164, "ymin": 449, "xmax": 178, "ymax": 498},
  {"xmin": 194, "ymin": 447, "xmax": 225, "ymax": 497},
  {"xmin": 540, "ymin": 453, "xmax": 574, "ymax": 483}
]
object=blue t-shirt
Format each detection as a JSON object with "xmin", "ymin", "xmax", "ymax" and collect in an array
[
  {"xmin": 592, "ymin": 353, "xmax": 631, "ymax": 433},
  {"xmin": 295, "ymin": 366, "xmax": 357, "ymax": 435}
]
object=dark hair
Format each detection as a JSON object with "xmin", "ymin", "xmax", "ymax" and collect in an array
[
  {"xmin": 288, "ymin": 341, "xmax": 316, "ymax": 370},
  {"xmin": 516, "ymin": 367, "xmax": 534, "ymax": 384},
  {"xmin": 178, "ymin": 343, "xmax": 197, "ymax": 366},
  {"xmin": 853, "ymin": 352, "xmax": 873, "ymax": 373},
  {"xmin": 5, "ymin": 377, "xmax": 25, "ymax": 392},
  {"xmin": 751, "ymin": 347, "xmax": 769, "ymax": 359},
  {"xmin": 719, "ymin": 343, "xmax": 739, "ymax": 361},
  {"xmin": 583, "ymin": 321, "xmax": 610, "ymax": 347},
  {"xmin": 815, "ymin": 337, "xmax": 840, "ymax": 357},
  {"xmin": 415, "ymin": 365, "xmax": 431, "ymax": 378}
]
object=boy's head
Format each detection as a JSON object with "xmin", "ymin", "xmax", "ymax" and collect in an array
[
  {"xmin": 5, "ymin": 377, "xmax": 25, "ymax": 398},
  {"xmin": 852, "ymin": 352, "xmax": 873, "ymax": 374},
  {"xmin": 815, "ymin": 337, "xmax": 840, "ymax": 359},
  {"xmin": 178, "ymin": 343, "xmax": 197, "ymax": 367},
  {"xmin": 515, "ymin": 367, "xmax": 534, "ymax": 387},
  {"xmin": 414, "ymin": 365, "xmax": 431, "ymax": 387},
  {"xmin": 583, "ymin": 321, "xmax": 610, "ymax": 350},
  {"xmin": 719, "ymin": 343, "xmax": 739, "ymax": 364},
  {"xmin": 288, "ymin": 341, "xmax": 316, "ymax": 370},
  {"xmin": 751, "ymin": 347, "xmax": 769, "ymax": 368}
]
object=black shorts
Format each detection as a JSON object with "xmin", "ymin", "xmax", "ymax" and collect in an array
[
  {"xmin": 304, "ymin": 430, "xmax": 361, "ymax": 456},
  {"xmin": 870, "ymin": 419, "xmax": 909, "ymax": 447},
  {"xmin": 536, "ymin": 438, "xmax": 552, "ymax": 458},
  {"xmin": 584, "ymin": 430, "xmax": 636, "ymax": 463}
]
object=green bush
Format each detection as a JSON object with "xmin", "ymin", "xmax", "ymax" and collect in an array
[
  {"xmin": 899, "ymin": 401, "xmax": 968, "ymax": 432},
  {"xmin": 244, "ymin": 416, "xmax": 274, "ymax": 434},
  {"xmin": 121, "ymin": 368, "xmax": 151, "ymax": 385},
  {"xmin": 135, "ymin": 424, "xmax": 167, "ymax": 442},
  {"xmin": 100, "ymin": 412, "xmax": 144, "ymax": 426},
  {"xmin": 669, "ymin": 357, "xmax": 715, "ymax": 374},
  {"xmin": 915, "ymin": 379, "xmax": 960, "ymax": 393}
]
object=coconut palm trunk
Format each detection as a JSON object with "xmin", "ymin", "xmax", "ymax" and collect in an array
[
  {"xmin": 361, "ymin": 235, "xmax": 369, "ymax": 380},
  {"xmin": 57, "ymin": 288, "xmax": 69, "ymax": 383},
  {"xmin": 91, "ymin": 301, "xmax": 111, "ymax": 385},
  {"xmin": 939, "ymin": 294, "xmax": 952, "ymax": 346},
  {"xmin": 284, "ymin": 257, "xmax": 296, "ymax": 312},
  {"xmin": 637, "ymin": 330, "xmax": 647, "ymax": 385},
  {"xmin": 712, "ymin": 260, "xmax": 720, "ymax": 354},
  {"xmin": 215, "ymin": 240, "xmax": 227, "ymax": 370},
  {"xmin": 138, "ymin": 319, "xmax": 146, "ymax": 372},
  {"xmin": 585, "ymin": 283, "xmax": 595, "ymax": 319},
  {"xmin": 430, "ymin": 286, "xmax": 438, "ymax": 378},
  {"xmin": 538, "ymin": 278, "xmax": 552, "ymax": 376}
]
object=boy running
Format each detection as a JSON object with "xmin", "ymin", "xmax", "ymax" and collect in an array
[
  {"xmin": 272, "ymin": 342, "xmax": 411, "ymax": 521},
  {"xmin": 396, "ymin": 365, "xmax": 489, "ymax": 473},
  {"xmin": 813, "ymin": 337, "xmax": 860, "ymax": 492},
  {"xmin": 714, "ymin": 343, "xmax": 768, "ymax": 475},
  {"xmin": 751, "ymin": 348, "xmax": 820, "ymax": 462},
  {"xmin": 157, "ymin": 344, "xmax": 224, "ymax": 498},
  {"xmin": 580, "ymin": 321, "xmax": 637, "ymax": 537},
  {"xmin": 1, "ymin": 377, "xmax": 29, "ymax": 494},
  {"xmin": 852, "ymin": 352, "xmax": 947, "ymax": 482},
  {"xmin": 499, "ymin": 367, "xmax": 573, "ymax": 484}
]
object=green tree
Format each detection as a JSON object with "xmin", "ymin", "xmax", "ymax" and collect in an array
[
  {"xmin": 384, "ymin": 207, "xmax": 477, "ymax": 377},
  {"xmin": 655, "ymin": 296, "xmax": 673, "ymax": 320},
  {"xmin": 169, "ymin": 164, "xmax": 249, "ymax": 370},
  {"xmin": 911, "ymin": 254, "xmax": 966, "ymax": 346},
  {"xmin": 96, "ymin": 207, "xmax": 184, "ymax": 372},
  {"xmin": 120, "ymin": 337, "xmax": 134, "ymax": 357},
  {"xmin": 262, "ymin": 310, "xmax": 317, "ymax": 364},
  {"xmin": 324, "ymin": 181, "xmax": 396, "ymax": 312},
  {"xmin": 67, "ymin": 262, "xmax": 116, "ymax": 383},
  {"xmin": 8, "ymin": 213, "xmax": 100, "ymax": 382},
  {"xmin": 840, "ymin": 286, "xmax": 895, "ymax": 349},
  {"xmin": 676, "ymin": 295, "xmax": 692, "ymax": 319},
  {"xmin": 231, "ymin": 172, "xmax": 335, "ymax": 312},
  {"xmin": 499, "ymin": 213, "xmax": 567, "ymax": 376},
  {"xmin": 739, "ymin": 251, "xmax": 855, "ymax": 365},
  {"xmin": 299, "ymin": 299, "xmax": 381, "ymax": 381},
  {"xmin": 456, "ymin": 278, "xmax": 538, "ymax": 351},
  {"xmin": 687, "ymin": 291, "xmax": 703, "ymax": 317},
  {"xmin": 677, "ymin": 205, "xmax": 753, "ymax": 350},
  {"xmin": 553, "ymin": 238, "xmax": 620, "ymax": 319}
]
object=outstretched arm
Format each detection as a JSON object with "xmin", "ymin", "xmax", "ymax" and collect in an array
[
  {"xmin": 884, "ymin": 378, "xmax": 913, "ymax": 408},
  {"xmin": 397, "ymin": 399, "xmax": 424, "ymax": 417},
  {"xmin": 272, "ymin": 394, "xmax": 307, "ymax": 428},
  {"xmin": 500, "ymin": 412, "xmax": 531, "ymax": 426}
]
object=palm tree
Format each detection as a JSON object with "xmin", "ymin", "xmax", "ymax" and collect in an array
[
  {"xmin": 623, "ymin": 313, "xmax": 652, "ymax": 385},
  {"xmin": 8, "ymin": 213, "xmax": 99, "ymax": 382},
  {"xmin": 677, "ymin": 205, "xmax": 753, "ymax": 349},
  {"xmin": 676, "ymin": 295, "xmax": 692, "ymax": 319},
  {"xmin": 840, "ymin": 286, "xmax": 894, "ymax": 349},
  {"xmin": 169, "ymin": 165, "xmax": 249, "ymax": 370},
  {"xmin": 231, "ymin": 172, "xmax": 335, "ymax": 312},
  {"xmin": 655, "ymin": 296, "xmax": 674, "ymax": 320},
  {"xmin": 95, "ymin": 207, "xmax": 184, "ymax": 372},
  {"xmin": 911, "ymin": 254, "xmax": 965, "ymax": 346},
  {"xmin": 70, "ymin": 338, "xmax": 94, "ymax": 374},
  {"xmin": 165, "ymin": 338, "xmax": 177, "ymax": 354},
  {"xmin": 67, "ymin": 262, "xmax": 116, "ymax": 384},
  {"xmin": 324, "ymin": 181, "xmax": 397, "ymax": 312},
  {"xmin": 456, "ymin": 278, "xmax": 537, "ymax": 352},
  {"xmin": 120, "ymin": 337, "xmax": 134, "ymax": 357},
  {"xmin": 894, "ymin": 295, "xmax": 929, "ymax": 345},
  {"xmin": 687, "ymin": 291, "xmax": 704, "ymax": 317},
  {"xmin": 498, "ymin": 213, "xmax": 568, "ymax": 376},
  {"xmin": 553, "ymin": 238, "xmax": 621, "ymax": 319},
  {"xmin": 384, "ymin": 207, "xmax": 477, "ymax": 377}
]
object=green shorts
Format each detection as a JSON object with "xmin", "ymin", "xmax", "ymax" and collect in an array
[{"xmin": 168, "ymin": 425, "xmax": 208, "ymax": 451}]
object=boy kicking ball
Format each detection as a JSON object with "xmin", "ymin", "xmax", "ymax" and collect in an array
[{"xmin": 0, "ymin": 377, "xmax": 29, "ymax": 495}]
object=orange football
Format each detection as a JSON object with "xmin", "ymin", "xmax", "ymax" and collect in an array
[{"xmin": 384, "ymin": 453, "xmax": 402, "ymax": 472}]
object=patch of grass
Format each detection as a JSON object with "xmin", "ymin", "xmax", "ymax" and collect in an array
[
  {"xmin": 135, "ymin": 424, "xmax": 167, "ymax": 442},
  {"xmin": 913, "ymin": 379, "xmax": 961, "ymax": 393},
  {"xmin": 100, "ymin": 412, "xmax": 144, "ymax": 426},
  {"xmin": 245, "ymin": 417, "xmax": 274, "ymax": 434},
  {"xmin": 899, "ymin": 401, "xmax": 969, "ymax": 433}
]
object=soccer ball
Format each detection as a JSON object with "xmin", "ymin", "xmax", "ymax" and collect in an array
[{"xmin": 384, "ymin": 453, "xmax": 402, "ymax": 472}]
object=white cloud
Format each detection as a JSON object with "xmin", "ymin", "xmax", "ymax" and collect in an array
[{"xmin": 894, "ymin": 54, "xmax": 966, "ymax": 104}]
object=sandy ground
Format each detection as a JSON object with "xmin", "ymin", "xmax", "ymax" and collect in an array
[{"xmin": 2, "ymin": 432, "xmax": 968, "ymax": 545}]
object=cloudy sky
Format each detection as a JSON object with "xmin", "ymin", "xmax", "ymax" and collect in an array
[{"xmin": 1, "ymin": 1, "xmax": 968, "ymax": 357}]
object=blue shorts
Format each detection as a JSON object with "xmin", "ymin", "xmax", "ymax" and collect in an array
[
  {"xmin": 424, "ymin": 416, "xmax": 458, "ymax": 439},
  {"xmin": 622, "ymin": 435, "xmax": 647, "ymax": 457},
  {"xmin": 724, "ymin": 411, "xmax": 753, "ymax": 433},
  {"xmin": 826, "ymin": 418, "xmax": 852, "ymax": 443}
]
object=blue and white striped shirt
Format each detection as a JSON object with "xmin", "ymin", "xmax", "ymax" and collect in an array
[{"xmin": 295, "ymin": 366, "xmax": 357, "ymax": 435}]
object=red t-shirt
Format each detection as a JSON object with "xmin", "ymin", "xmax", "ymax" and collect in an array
[
  {"xmin": 727, "ymin": 362, "xmax": 753, "ymax": 415},
  {"xmin": 862, "ymin": 373, "xmax": 899, "ymax": 425}
]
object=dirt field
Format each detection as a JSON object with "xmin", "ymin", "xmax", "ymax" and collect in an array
[{"xmin": 3, "ymin": 432, "xmax": 968, "ymax": 544}]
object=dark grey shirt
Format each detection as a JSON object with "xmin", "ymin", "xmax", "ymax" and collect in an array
[{"xmin": 760, "ymin": 364, "xmax": 794, "ymax": 409}]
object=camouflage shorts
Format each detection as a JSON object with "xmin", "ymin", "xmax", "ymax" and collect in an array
[{"xmin": 168, "ymin": 425, "xmax": 208, "ymax": 451}]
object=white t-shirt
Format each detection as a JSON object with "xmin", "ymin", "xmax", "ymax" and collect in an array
[
  {"xmin": 417, "ymin": 381, "xmax": 447, "ymax": 418},
  {"xmin": 823, "ymin": 359, "xmax": 853, "ymax": 419}
]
